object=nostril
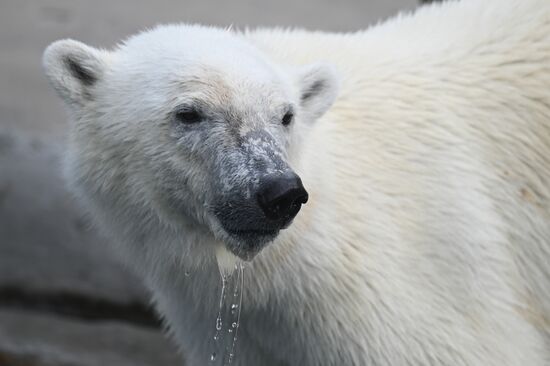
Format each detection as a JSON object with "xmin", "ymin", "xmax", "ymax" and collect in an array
[
  {"xmin": 282, "ymin": 188, "xmax": 308, "ymax": 211},
  {"xmin": 295, "ymin": 190, "xmax": 308, "ymax": 205},
  {"xmin": 257, "ymin": 172, "xmax": 308, "ymax": 221},
  {"xmin": 275, "ymin": 187, "xmax": 307, "ymax": 210}
]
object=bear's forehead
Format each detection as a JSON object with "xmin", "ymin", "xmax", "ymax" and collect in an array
[
  {"xmin": 117, "ymin": 25, "xmax": 281, "ymax": 85},
  {"xmin": 111, "ymin": 25, "xmax": 292, "ymax": 112}
]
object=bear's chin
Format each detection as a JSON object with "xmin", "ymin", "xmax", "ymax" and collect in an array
[{"xmin": 215, "ymin": 228, "xmax": 280, "ymax": 263}]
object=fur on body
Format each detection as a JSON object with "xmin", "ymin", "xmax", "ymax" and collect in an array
[{"xmin": 43, "ymin": 0, "xmax": 550, "ymax": 364}]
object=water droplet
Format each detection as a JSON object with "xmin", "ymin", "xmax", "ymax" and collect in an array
[
  {"xmin": 228, "ymin": 263, "xmax": 244, "ymax": 364},
  {"xmin": 216, "ymin": 316, "xmax": 222, "ymax": 331},
  {"xmin": 184, "ymin": 271, "xmax": 190, "ymax": 276},
  {"xmin": 213, "ymin": 335, "xmax": 218, "ymax": 341},
  {"xmin": 233, "ymin": 268, "xmax": 241, "ymax": 297},
  {"xmin": 210, "ymin": 352, "xmax": 216, "ymax": 361},
  {"xmin": 228, "ymin": 328, "xmax": 233, "ymax": 333}
]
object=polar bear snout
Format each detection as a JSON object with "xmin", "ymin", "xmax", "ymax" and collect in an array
[
  {"xmin": 213, "ymin": 170, "xmax": 308, "ymax": 260},
  {"xmin": 257, "ymin": 172, "xmax": 308, "ymax": 222}
]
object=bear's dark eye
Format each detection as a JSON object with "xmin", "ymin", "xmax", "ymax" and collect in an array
[
  {"xmin": 174, "ymin": 107, "xmax": 202, "ymax": 125},
  {"xmin": 282, "ymin": 111, "xmax": 294, "ymax": 126}
]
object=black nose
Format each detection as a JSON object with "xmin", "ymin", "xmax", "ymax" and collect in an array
[{"xmin": 257, "ymin": 172, "xmax": 309, "ymax": 221}]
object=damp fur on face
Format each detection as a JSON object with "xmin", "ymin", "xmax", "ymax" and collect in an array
[{"xmin": 216, "ymin": 244, "xmax": 239, "ymax": 276}]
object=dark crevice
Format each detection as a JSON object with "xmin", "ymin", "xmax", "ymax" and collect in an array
[
  {"xmin": 0, "ymin": 286, "xmax": 161, "ymax": 328},
  {"xmin": 0, "ymin": 349, "xmax": 64, "ymax": 366}
]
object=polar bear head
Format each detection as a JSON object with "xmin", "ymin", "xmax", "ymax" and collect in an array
[{"xmin": 43, "ymin": 25, "xmax": 338, "ymax": 262}]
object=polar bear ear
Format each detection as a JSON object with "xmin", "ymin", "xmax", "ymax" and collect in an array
[
  {"xmin": 296, "ymin": 63, "xmax": 339, "ymax": 120},
  {"xmin": 43, "ymin": 39, "xmax": 110, "ymax": 107}
]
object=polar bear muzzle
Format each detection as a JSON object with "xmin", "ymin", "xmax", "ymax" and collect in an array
[{"xmin": 214, "ymin": 170, "xmax": 308, "ymax": 260}]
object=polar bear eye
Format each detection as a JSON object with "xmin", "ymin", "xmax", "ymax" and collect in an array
[
  {"xmin": 282, "ymin": 111, "xmax": 294, "ymax": 126},
  {"xmin": 174, "ymin": 107, "xmax": 203, "ymax": 125}
]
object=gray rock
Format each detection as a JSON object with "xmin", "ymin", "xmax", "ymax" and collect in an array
[
  {"xmin": 0, "ymin": 130, "xmax": 150, "ymax": 307},
  {"xmin": 0, "ymin": 309, "xmax": 182, "ymax": 366}
]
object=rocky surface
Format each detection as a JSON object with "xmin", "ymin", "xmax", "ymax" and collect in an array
[
  {"xmin": 0, "ymin": 131, "xmax": 149, "ymax": 305},
  {"xmin": 0, "ymin": 309, "xmax": 181, "ymax": 366},
  {"xmin": 0, "ymin": 0, "xmax": 420, "ymax": 365}
]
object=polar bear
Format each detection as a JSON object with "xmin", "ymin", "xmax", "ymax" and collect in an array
[{"xmin": 43, "ymin": 0, "xmax": 550, "ymax": 364}]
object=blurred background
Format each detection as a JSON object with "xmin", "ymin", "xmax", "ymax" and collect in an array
[{"xmin": 0, "ymin": 1, "xmax": 429, "ymax": 365}]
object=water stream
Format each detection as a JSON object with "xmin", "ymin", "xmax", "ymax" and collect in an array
[{"xmin": 210, "ymin": 262, "xmax": 244, "ymax": 364}]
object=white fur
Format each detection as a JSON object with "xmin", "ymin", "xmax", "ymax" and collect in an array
[{"xmin": 43, "ymin": 0, "xmax": 550, "ymax": 365}]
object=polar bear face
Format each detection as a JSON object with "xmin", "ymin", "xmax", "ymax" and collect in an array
[{"xmin": 43, "ymin": 25, "xmax": 338, "ymax": 260}]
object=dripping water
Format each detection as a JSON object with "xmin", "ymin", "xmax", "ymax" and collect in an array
[
  {"xmin": 213, "ymin": 274, "xmax": 227, "ymax": 343},
  {"xmin": 228, "ymin": 262, "xmax": 244, "ymax": 364},
  {"xmin": 210, "ymin": 262, "xmax": 245, "ymax": 364}
]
